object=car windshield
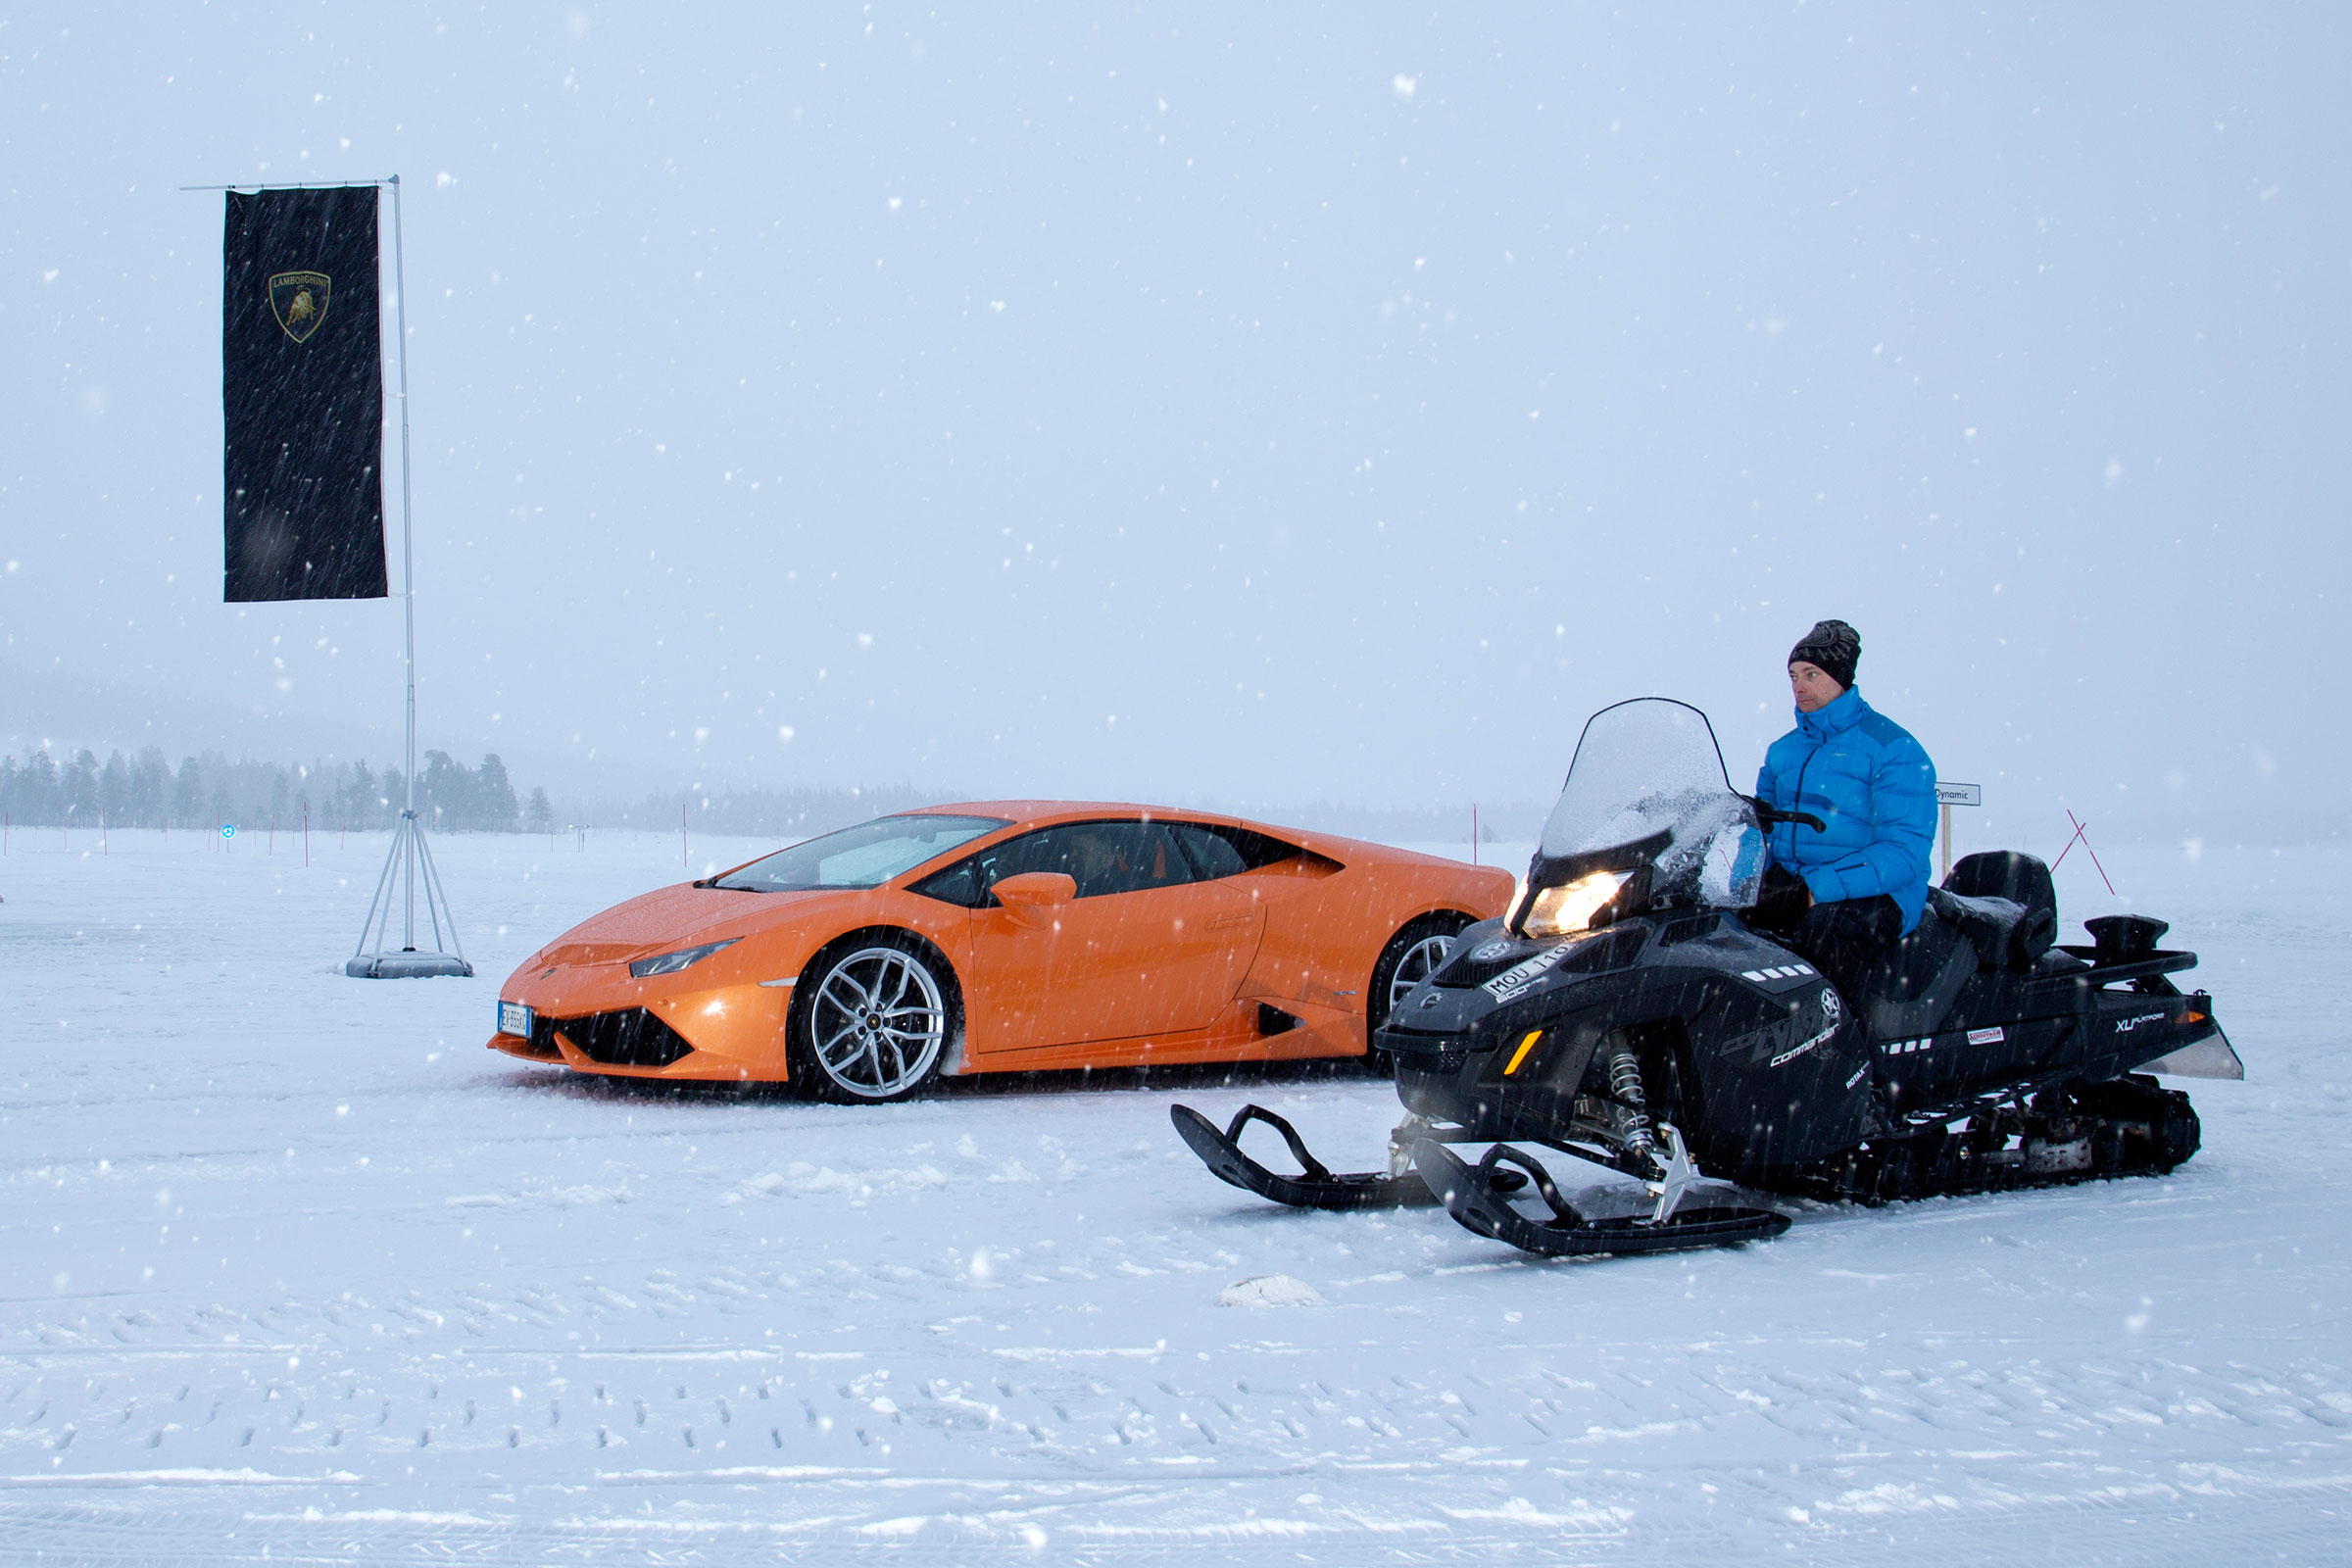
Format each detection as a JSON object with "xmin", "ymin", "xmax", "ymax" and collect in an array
[
  {"xmin": 1537, "ymin": 698, "xmax": 1764, "ymax": 907},
  {"xmin": 712, "ymin": 813, "xmax": 1009, "ymax": 893}
]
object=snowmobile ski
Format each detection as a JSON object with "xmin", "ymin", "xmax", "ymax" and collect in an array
[
  {"xmin": 1170, "ymin": 1102, "xmax": 1443, "ymax": 1209},
  {"xmin": 1411, "ymin": 1140, "xmax": 1790, "ymax": 1257}
]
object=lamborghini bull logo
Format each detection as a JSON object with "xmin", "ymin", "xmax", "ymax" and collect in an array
[{"xmin": 268, "ymin": 270, "xmax": 332, "ymax": 343}]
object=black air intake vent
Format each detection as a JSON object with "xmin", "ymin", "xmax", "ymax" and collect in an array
[
  {"xmin": 1656, "ymin": 912, "xmax": 1722, "ymax": 947},
  {"xmin": 552, "ymin": 1008, "xmax": 698, "ymax": 1067},
  {"xmin": 1382, "ymin": 1030, "xmax": 1483, "ymax": 1075},
  {"xmin": 1432, "ymin": 939, "xmax": 1539, "ymax": 988}
]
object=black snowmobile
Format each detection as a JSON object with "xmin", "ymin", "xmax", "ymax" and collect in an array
[{"xmin": 1174, "ymin": 698, "xmax": 2241, "ymax": 1258}]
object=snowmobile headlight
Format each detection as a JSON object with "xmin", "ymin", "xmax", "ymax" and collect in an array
[
  {"xmin": 628, "ymin": 938, "xmax": 740, "ymax": 979},
  {"xmin": 1520, "ymin": 870, "xmax": 1632, "ymax": 939}
]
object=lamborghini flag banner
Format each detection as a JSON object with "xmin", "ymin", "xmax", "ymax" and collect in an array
[{"xmin": 221, "ymin": 187, "xmax": 389, "ymax": 602}]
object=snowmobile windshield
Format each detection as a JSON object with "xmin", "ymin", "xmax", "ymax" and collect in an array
[
  {"xmin": 712, "ymin": 813, "xmax": 1010, "ymax": 893},
  {"xmin": 1518, "ymin": 699, "xmax": 1763, "ymax": 933}
]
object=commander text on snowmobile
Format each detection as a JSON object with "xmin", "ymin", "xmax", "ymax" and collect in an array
[{"xmin": 1173, "ymin": 694, "xmax": 2242, "ymax": 1259}]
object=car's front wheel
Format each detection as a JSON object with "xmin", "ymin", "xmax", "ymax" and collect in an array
[
  {"xmin": 788, "ymin": 933, "xmax": 958, "ymax": 1102},
  {"xmin": 1364, "ymin": 912, "xmax": 1475, "ymax": 1074}
]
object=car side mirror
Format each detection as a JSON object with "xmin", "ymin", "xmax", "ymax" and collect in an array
[{"xmin": 993, "ymin": 871, "xmax": 1076, "ymax": 924}]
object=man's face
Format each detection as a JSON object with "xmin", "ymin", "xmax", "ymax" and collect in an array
[{"xmin": 1788, "ymin": 661, "xmax": 1843, "ymax": 713}]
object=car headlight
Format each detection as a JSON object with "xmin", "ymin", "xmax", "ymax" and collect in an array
[
  {"xmin": 629, "ymin": 938, "xmax": 740, "ymax": 979},
  {"xmin": 1519, "ymin": 870, "xmax": 1632, "ymax": 939}
]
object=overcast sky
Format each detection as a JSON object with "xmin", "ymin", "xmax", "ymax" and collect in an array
[{"xmin": 1, "ymin": 5, "xmax": 2341, "ymax": 830}]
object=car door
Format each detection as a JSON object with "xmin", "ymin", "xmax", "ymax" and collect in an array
[{"xmin": 955, "ymin": 819, "xmax": 1263, "ymax": 1055}]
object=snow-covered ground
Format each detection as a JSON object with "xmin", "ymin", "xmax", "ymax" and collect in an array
[{"xmin": 1, "ymin": 825, "xmax": 2344, "ymax": 1564}]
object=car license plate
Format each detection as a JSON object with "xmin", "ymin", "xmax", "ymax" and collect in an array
[{"xmin": 499, "ymin": 1001, "xmax": 534, "ymax": 1039}]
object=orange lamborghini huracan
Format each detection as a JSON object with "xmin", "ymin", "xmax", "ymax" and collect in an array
[{"xmin": 488, "ymin": 803, "xmax": 1514, "ymax": 1100}]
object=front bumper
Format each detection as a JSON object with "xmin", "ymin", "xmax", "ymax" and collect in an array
[{"xmin": 488, "ymin": 978, "xmax": 795, "ymax": 1082}]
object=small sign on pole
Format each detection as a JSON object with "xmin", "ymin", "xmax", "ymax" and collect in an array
[{"xmin": 1935, "ymin": 781, "xmax": 1982, "ymax": 881}]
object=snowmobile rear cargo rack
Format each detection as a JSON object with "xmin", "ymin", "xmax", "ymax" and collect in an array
[{"xmin": 2046, "ymin": 945, "xmax": 2200, "ymax": 990}]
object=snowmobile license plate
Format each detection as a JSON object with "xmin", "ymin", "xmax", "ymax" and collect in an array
[{"xmin": 498, "ymin": 1002, "xmax": 534, "ymax": 1039}]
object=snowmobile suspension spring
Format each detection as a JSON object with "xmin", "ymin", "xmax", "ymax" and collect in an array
[{"xmin": 1606, "ymin": 1040, "xmax": 1656, "ymax": 1160}]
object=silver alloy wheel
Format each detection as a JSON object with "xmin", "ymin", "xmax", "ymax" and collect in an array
[
  {"xmin": 808, "ymin": 945, "xmax": 948, "ymax": 1099},
  {"xmin": 1387, "ymin": 931, "xmax": 1457, "ymax": 1014}
]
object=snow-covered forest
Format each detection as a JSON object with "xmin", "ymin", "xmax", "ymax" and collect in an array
[
  {"xmin": 0, "ymin": 746, "xmax": 542, "ymax": 834},
  {"xmin": 0, "ymin": 750, "xmax": 1519, "ymax": 846}
]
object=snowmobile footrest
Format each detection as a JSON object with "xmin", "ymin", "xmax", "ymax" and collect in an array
[
  {"xmin": 1413, "ymin": 1141, "xmax": 1790, "ymax": 1257},
  {"xmin": 1171, "ymin": 1102, "xmax": 1442, "ymax": 1210}
]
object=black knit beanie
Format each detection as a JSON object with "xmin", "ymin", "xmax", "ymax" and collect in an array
[{"xmin": 1788, "ymin": 619, "xmax": 1859, "ymax": 691}]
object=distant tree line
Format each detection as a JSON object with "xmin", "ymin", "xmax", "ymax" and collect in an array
[
  {"xmin": 0, "ymin": 747, "xmax": 1528, "ymax": 850},
  {"xmin": 0, "ymin": 746, "xmax": 554, "ymax": 834}
]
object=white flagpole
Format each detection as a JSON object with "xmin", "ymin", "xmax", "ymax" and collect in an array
[
  {"xmin": 391, "ymin": 172, "xmax": 419, "ymax": 952},
  {"xmin": 346, "ymin": 173, "xmax": 467, "ymax": 978}
]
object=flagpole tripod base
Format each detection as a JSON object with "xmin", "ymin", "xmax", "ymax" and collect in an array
[
  {"xmin": 347, "ymin": 951, "xmax": 471, "ymax": 979},
  {"xmin": 347, "ymin": 810, "xmax": 472, "ymax": 980}
]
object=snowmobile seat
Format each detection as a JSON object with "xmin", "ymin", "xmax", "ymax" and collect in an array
[
  {"xmin": 1944, "ymin": 849, "xmax": 2057, "ymax": 912},
  {"xmin": 1927, "ymin": 888, "xmax": 2046, "ymax": 972},
  {"xmin": 1937, "ymin": 852, "xmax": 2059, "ymax": 969},
  {"xmin": 1857, "ymin": 905, "xmax": 1978, "ymax": 1041}
]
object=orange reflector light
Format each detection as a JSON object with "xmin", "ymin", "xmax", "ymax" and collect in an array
[
  {"xmin": 1504, "ymin": 1030, "xmax": 1543, "ymax": 1075},
  {"xmin": 2178, "ymin": 1010, "xmax": 2207, "ymax": 1024}
]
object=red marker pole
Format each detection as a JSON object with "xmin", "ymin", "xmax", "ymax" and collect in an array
[
  {"xmin": 682, "ymin": 805, "xmax": 689, "ymax": 872},
  {"xmin": 2052, "ymin": 808, "xmax": 2117, "ymax": 897},
  {"xmin": 1471, "ymin": 804, "xmax": 1479, "ymax": 866},
  {"xmin": 303, "ymin": 802, "xmax": 311, "ymax": 868}
]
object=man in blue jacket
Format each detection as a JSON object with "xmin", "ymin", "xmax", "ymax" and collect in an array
[{"xmin": 1752, "ymin": 619, "xmax": 1938, "ymax": 1003}]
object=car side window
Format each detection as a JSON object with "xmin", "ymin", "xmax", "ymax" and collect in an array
[
  {"xmin": 1092, "ymin": 822, "xmax": 1191, "ymax": 897},
  {"xmin": 1169, "ymin": 821, "xmax": 1302, "ymax": 877},
  {"xmin": 910, "ymin": 821, "xmax": 1196, "ymax": 906},
  {"xmin": 907, "ymin": 854, "xmax": 989, "ymax": 907},
  {"xmin": 1169, "ymin": 823, "xmax": 1249, "ymax": 881}
]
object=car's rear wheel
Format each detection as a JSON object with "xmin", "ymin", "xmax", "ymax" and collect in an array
[
  {"xmin": 788, "ymin": 933, "xmax": 959, "ymax": 1102},
  {"xmin": 1364, "ymin": 912, "xmax": 1475, "ymax": 1073}
]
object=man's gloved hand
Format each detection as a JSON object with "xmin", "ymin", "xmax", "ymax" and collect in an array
[{"xmin": 1751, "ymin": 863, "xmax": 1813, "ymax": 934}]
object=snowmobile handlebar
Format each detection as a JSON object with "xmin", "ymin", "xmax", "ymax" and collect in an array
[{"xmin": 1743, "ymin": 796, "xmax": 1825, "ymax": 833}]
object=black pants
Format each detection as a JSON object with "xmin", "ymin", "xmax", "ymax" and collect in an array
[
  {"xmin": 1754, "ymin": 865, "xmax": 1903, "ymax": 1004},
  {"xmin": 1791, "ymin": 895, "xmax": 1905, "ymax": 1005}
]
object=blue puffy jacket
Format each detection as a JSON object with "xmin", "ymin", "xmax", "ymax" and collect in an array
[{"xmin": 1755, "ymin": 686, "xmax": 1938, "ymax": 933}]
